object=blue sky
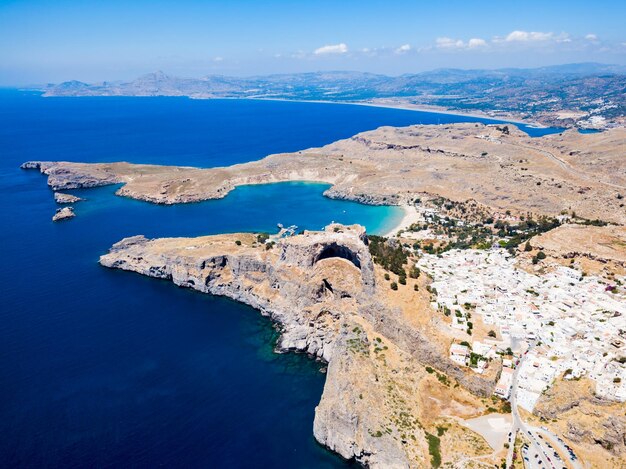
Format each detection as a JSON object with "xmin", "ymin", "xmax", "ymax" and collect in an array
[{"xmin": 1, "ymin": 0, "xmax": 625, "ymax": 84}]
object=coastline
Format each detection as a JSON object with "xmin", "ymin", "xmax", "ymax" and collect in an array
[
  {"xmin": 238, "ymin": 96, "xmax": 543, "ymax": 128},
  {"xmin": 351, "ymin": 100, "xmax": 543, "ymax": 127},
  {"xmin": 39, "ymin": 90, "xmax": 545, "ymax": 129},
  {"xmin": 383, "ymin": 204, "xmax": 420, "ymax": 237}
]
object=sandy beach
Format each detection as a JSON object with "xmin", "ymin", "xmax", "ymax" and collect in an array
[
  {"xmin": 355, "ymin": 99, "xmax": 544, "ymax": 127},
  {"xmin": 245, "ymin": 97, "xmax": 542, "ymax": 128},
  {"xmin": 384, "ymin": 204, "xmax": 421, "ymax": 237}
]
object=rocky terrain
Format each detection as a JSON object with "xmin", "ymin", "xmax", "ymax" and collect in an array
[
  {"xmin": 528, "ymin": 224, "xmax": 626, "ymax": 274},
  {"xmin": 99, "ymin": 224, "xmax": 501, "ymax": 467},
  {"xmin": 54, "ymin": 192, "xmax": 83, "ymax": 204},
  {"xmin": 23, "ymin": 121, "xmax": 626, "ymax": 467},
  {"xmin": 52, "ymin": 206, "xmax": 75, "ymax": 222},
  {"xmin": 533, "ymin": 378, "xmax": 626, "ymax": 468},
  {"xmin": 21, "ymin": 123, "xmax": 626, "ymax": 224}
]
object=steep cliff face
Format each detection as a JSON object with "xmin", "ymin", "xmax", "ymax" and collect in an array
[
  {"xmin": 99, "ymin": 225, "xmax": 496, "ymax": 466},
  {"xmin": 21, "ymin": 160, "xmax": 122, "ymax": 190},
  {"xmin": 100, "ymin": 226, "xmax": 373, "ymax": 361},
  {"xmin": 313, "ymin": 337, "xmax": 415, "ymax": 469}
]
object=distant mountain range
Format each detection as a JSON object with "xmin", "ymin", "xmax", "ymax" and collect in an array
[{"xmin": 43, "ymin": 63, "xmax": 626, "ymax": 128}]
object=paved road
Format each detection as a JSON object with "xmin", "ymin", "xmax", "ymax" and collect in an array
[
  {"xmin": 521, "ymin": 443, "xmax": 547, "ymax": 469},
  {"xmin": 530, "ymin": 426, "xmax": 582, "ymax": 469},
  {"xmin": 520, "ymin": 427, "xmax": 557, "ymax": 469},
  {"xmin": 505, "ymin": 348, "xmax": 583, "ymax": 469},
  {"xmin": 507, "ymin": 350, "xmax": 555, "ymax": 469}
]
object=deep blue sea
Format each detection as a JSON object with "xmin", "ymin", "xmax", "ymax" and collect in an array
[{"xmin": 0, "ymin": 90, "xmax": 561, "ymax": 468}]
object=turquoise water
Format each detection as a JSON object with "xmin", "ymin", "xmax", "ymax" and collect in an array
[
  {"xmin": 68, "ymin": 182, "xmax": 403, "ymax": 238},
  {"xmin": 0, "ymin": 91, "xmax": 559, "ymax": 467}
]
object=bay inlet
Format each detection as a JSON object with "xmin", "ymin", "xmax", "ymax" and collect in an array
[{"xmin": 0, "ymin": 91, "xmax": 558, "ymax": 466}]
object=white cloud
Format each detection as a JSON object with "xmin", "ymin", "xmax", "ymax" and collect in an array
[
  {"xmin": 213, "ymin": 56, "xmax": 224, "ymax": 62},
  {"xmin": 313, "ymin": 43, "xmax": 348, "ymax": 55},
  {"xmin": 468, "ymin": 38, "xmax": 487, "ymax": 48},
  {"xmin": 436, "ymin": 37, "xmax": 465, "ymax": 49},
  {"xmin": 395, "ymin": 44, "xmax": 412, "ymax": 54},
  {"xmin": 505, "ymin": 30, "xmax": 553, "ymax": 42},
  {"xmin": 419, "ymin": 30, "xmax": 614, "ymax": 57},
  {"xmin": 435, "ymin": 37, "xmax": 486, "ymax": 50},
  {"xmin": 553, "ymin": 32, "xmax": 571, "ymax": 43}
]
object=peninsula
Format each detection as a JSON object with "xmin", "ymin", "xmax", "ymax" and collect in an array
[{"xmin": 21, "ymin": 123, "xmax": 626, "ymax": 224}]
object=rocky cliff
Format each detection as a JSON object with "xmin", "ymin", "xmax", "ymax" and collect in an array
[{"xmin": 99, "ymin": 224, "xmax": 497, "ymax": 467}]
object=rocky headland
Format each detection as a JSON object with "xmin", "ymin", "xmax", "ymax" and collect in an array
[
  {"xmin": 21, "ymin": 123, "xmax": 626, "ymax": 224},
  {"xmin": 99, "ymin": 224, "xmax": 501, "ymax": 467}
]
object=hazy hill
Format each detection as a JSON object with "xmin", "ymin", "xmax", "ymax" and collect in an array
[{"xmin": 43, "ymin": 64, "xmax": 626, "ymax": 128}]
